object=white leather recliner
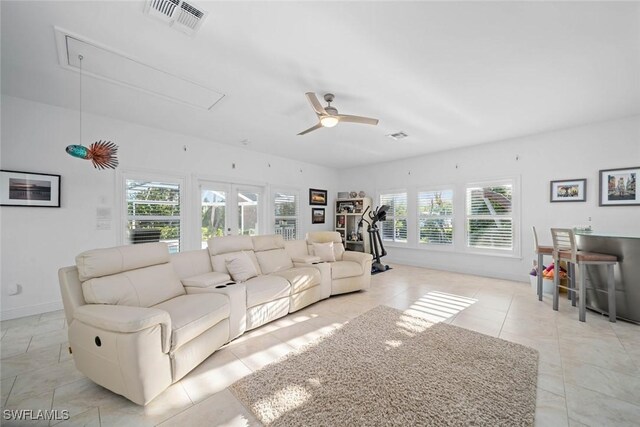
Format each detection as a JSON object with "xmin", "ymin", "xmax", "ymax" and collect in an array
[
  {"xmin": 304, "ymin": 231, "xmax": 373, "ymax": 295},
  {"xmin": 58, "ymin": 243, "xmax": 231, "ymax": 405}
]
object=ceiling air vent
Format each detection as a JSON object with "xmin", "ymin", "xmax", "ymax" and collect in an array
[
  {"xmin": 147, "ymin": 0, "xmax": 179, "ymax": 21},
  {"xmin": 387, "ymin": 131, "xmax": 409, "ymax": 140},
  {"xmin": 145, "ymin": 0, "xmax": 207, "ymax": 36}
]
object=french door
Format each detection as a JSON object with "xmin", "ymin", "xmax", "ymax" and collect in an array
[{"xmin": 200, "ymin": 181, "xmax": 264, "ymax": 248}]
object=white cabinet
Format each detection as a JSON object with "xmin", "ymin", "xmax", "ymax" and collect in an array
[{"xmin": 335, "ymin": 197, "xmax": 371, "ymax": 253}]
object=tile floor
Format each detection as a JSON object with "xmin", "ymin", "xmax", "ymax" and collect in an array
[{"xmin": 1, "ymin": 264, "xmax": 639, "ymax": 426}]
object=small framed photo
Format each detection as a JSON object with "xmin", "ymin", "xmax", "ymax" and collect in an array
[
  {"xmin": 312, "ymin": 208, "xmax": 325, "ymax": 224},
  {"xmin": 599, "ymin": 166, "xmax": 639, "ymax": 206},
  {"xmin": 0, "ymin": 170, "xmax": 61, "ymax": 207},
  {"xmin": 550, "ymin": 179, "xmax": 586, "ymax": 202},
  {"xmin": 309, "ymin": 188, "xmax": 327, "ymax": 206}
]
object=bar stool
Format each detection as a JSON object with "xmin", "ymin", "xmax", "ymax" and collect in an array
[
  {"xmin": 551, "ymin": 228, "xmax": 618, "ymax": 322},
  {"xmin": 532, "ymin": 226, "xmax": 553, "ymax": 301}
]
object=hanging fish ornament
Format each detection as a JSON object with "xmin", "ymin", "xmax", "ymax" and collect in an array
[
  {"xmin": 65, "ymin": 55, "xmax": 119, "ymax": 170},
  {"xmin": 66, "ymin": 140, "xmax": 119, "ymax": 170}
]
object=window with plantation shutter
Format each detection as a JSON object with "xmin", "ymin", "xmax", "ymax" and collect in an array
[
  {"xmin": 418, "ymin": 189, "xmax": 454, "ymax": 245},
  {"xmin": 201, "ymin": 187, "xmax": 226, "ymax": 248},
  {"xmin": 465, "ymin": 182, "xmax": 514, "ymax": 251},
  {"xmin": 126, "ymin": 178, "xmax": 183, "ymax": 253},
  {"xmin": 274, "ymin": 191, "xmax": 298, "ymax": 240},
  {"xmin": 379, "ymin": 192, "xmax": 407, "ymax": 243}
]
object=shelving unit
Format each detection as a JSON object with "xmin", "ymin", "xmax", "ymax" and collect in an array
[{"xmin": 335, "ymin": 197, "xmax": 371, "ymax": 253}]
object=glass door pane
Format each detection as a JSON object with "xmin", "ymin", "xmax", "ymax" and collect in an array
[
  {"xmin": 237, "ymin": 190, "xmax": 259, "ymax": 236},
  {"xmin": 201, "ymin": 187, "xmax": 227, "ymax": 248}
]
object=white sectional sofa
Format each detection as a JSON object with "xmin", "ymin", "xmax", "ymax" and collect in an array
[
  {"xmin": 207, "ymin": 234, "xmax": 324, "ymax": 330},
  {"xmin": 58, "ymin": 232, "xmax": 372, "ymax": 405}
]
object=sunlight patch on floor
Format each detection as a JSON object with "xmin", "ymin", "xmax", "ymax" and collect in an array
[
  {"xmin": 385, "ymin": 339, "xmax": 403, "ymax": 349},
  {"xmin": 401, "ymin": 291, "xmax": 477, "ymax": 324}
]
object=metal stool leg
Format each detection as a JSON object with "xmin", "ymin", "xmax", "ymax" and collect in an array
[
  {"xmin": 553, "ymin": 258, "xmax": 560, "ymax": 311},
  {"xmin": 579, "ymin": 263, "xmax": 586, "ymax": 322},
  {"xmin": 566, "ymin": 262, "xmax": 572, "ymax": 302},
  {"xmin": 570, "ymin": 263, "xmax": 577, "ymax": 307},
  {"xmin": 607, "ymin": 264, "xmax": 616, "ymax": 323},
  {"xmin": 537, "ymin": 253, "xmax": 543, "ymax": 301}
]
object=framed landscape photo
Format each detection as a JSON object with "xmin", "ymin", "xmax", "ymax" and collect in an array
[
  {"xmin": 312, "ymin": 208, "xmax": 325, "ymax": 224},
  {"xmin": 599, "ymin": 166, "xmax": 639, "ymax": 206},
  {"xmin": 550, "ymin": 179, "xmax": 586, "ymax": 202},
  {"xmin": 309, "ymin": 188, "xmax": 327, "ymax": 206},
  {"xmin": 0, "ymin": 170, "xmax": 61, "ymax": 207}
]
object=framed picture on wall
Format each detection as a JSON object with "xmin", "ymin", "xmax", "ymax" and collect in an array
[
  {"xmin": 550, "ymin": 179, "xmax": 586, "ymax": 202},
  {"xmin": 309, "ymin": 188, "xmax": 328, "ymax": 206},
  {"xmin": 599, "ymin": 166, "xmax": 639, "ymax": 206},
  {"xmin": 0, "ymin": 170, "xmax": 61, "ymax": 207},
  {"xmin": 312, "ymin": 208, "xmax": 325, "ymax": 224}
]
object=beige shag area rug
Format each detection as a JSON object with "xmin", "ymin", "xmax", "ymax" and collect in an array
[{"xmin": 231, "ymin": 305, "xmax": 538, "ymax": 426}]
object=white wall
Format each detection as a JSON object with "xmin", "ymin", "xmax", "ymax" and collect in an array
[
  {"xmin": 0, "ymin": 95, "xmax": 339, "ymax": 320},
  {"xmin": 338, "ymin": 115, "xmax": 640, "ymax": 282},
  {"xmin": 2, "ymin": 95, "xmax": 639, "ymax": 320}
]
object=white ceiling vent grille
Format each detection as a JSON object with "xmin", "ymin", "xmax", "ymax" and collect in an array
[
  {"xmin": 145, "ymin": 0, "xmax": 207, "ymax": 36},
  {"xmin": 147, "ymin": 0, "xmax": 179, "ymax": 21}
]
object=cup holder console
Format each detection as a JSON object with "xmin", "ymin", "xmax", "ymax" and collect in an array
[{"xmin": 215, "ymin": 282, "xmax": 236, "ymax": 289}]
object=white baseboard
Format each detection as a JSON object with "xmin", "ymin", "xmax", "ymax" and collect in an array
[
  {"xmin": 1, "ymin": 300, "xmax": 64, "ymax": 321},
  {"xmin": 385, "ymin": 257, "xmax": 527, "ymax": 284}
]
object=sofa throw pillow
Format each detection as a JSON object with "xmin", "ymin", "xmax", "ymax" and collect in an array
[
  {"xmin": 225, "ymin": 252, "xmax": 258, "ymax": 283},
  {"xmin": 313, "ymin": 242, "xmax": 336, "ymax": 262}
]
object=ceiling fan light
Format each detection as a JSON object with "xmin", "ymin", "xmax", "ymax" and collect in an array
[{"xmin": 320, "ymin": 116, "xmax": 339, "ymax": 128}]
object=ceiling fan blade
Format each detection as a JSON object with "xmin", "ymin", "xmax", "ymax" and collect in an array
[
  {"xmin": 297, "ymin": 122, "xmax": 323, "ymax": 136},
  {"xmin": 337, "ymin": 114, "xmax": 379, "ymax": 126},
  {"xmin": 305, "ymin": 92, "xmax": 327, "ymax": 116}
]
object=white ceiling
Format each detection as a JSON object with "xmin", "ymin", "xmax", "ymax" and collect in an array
[{"xmin": 2, "ymin": 1, "xmax": 639, "ymax": 169}]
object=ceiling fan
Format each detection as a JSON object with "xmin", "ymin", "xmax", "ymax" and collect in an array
[{"xmin": 298, "ymin": 92, "xmax": 379, "ymax": 135}]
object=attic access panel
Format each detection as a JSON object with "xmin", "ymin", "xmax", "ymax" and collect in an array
[{"xmin": 55, "ymin": 28, "xmax": 224, "ymax": 110}]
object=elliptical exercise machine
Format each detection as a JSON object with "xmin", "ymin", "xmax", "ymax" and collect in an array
[{"xmin": 359, "ymin": 205, "xmax": 390, "ymax": 273}]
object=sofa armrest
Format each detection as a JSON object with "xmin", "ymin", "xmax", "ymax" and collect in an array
[
  {"xmin": 181, "ymin": 272, "xmax": 231, "ymax": 288},
  {"xmin": 291, "ymin": 255, "xmax": 322, "ymax": 264},
  {"xmin": 342, "ymin": 251, "xmax": 373, "ymax": 266},
  {"xmin": 73, "ymin": 305, "xmax": 172, "ymax": 353}
]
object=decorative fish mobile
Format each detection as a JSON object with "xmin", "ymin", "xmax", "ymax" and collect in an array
[{"xmin": 66, "ymin": 141, "xmax": 119, "ymax": 170}]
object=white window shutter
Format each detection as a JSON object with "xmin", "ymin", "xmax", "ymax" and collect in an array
[
  {"xmin": 465, "ymin": 184, "xmax": 513, "ymax": 250},
  {"xmin": 379, "ymin": 192, "xmax": 408, "ymax": 243},
  {"xmin": 418, "ymin": 190, "xmax": 454, "ymax": 245},
  {"xmin": 126, "ymin": 179, "xmax": 182, "ymax": 253},
  {"xmin": 274, "ymin": 191, "xmax": 299, "ymax": 240}
]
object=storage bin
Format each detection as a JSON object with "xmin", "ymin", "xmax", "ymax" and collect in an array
[{"xmin": 529, "ymin": 275, "xmax": 562, "ymax": 295}]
